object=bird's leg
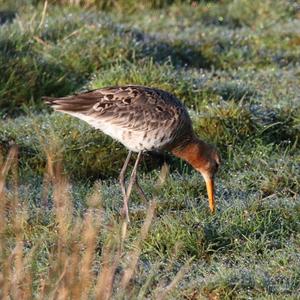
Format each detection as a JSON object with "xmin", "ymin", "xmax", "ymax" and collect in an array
[
  {"xmin": 134, "ymin": 179, "xmax": 148, "ymax": 204},
  {"xmin": 119, "ymin": 151, "xmax": 132, "ymax": 217},
  {"xmin": 122, "ymin": 151, "xmax": 142, "ymax": 222}
]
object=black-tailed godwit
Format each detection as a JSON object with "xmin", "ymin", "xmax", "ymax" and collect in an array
[{"xmin": 44, "ymin": 85, "xmax": 220, "ymax": 220}]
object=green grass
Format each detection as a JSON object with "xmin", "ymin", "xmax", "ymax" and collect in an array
[{"xmin": 0, "ymin": 0, "xmax": 299, "ymax": 299}]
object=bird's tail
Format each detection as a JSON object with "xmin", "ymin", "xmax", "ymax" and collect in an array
[{"xmin": 42, "ymin": 96, "xmax": 95, "ymax": 113}]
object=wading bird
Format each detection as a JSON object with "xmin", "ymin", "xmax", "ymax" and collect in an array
[{"xmin": 44, "ymin": 85, "xmax": 220, "ymax": 221}]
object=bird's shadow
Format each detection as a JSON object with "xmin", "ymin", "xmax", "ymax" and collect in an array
[{"xmin": 141, "ymin": 151, "xmax": 194, "ymax": 176}]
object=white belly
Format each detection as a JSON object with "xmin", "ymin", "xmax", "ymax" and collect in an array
[{"xmin": 66, "ymin": 112, "xmax": 172, "ymax": 152}]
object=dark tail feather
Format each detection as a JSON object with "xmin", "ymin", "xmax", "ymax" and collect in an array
[
  {"xmin": 42, "ymin": 96, "xmax": 57, "ymax": 105},
  {"xmin": 42, "ymin": 96, "xmax": 95, "ymax": 113},
  {"xmin": 43, "ymin": 96, "xmax": 67, "ymax": 112}
]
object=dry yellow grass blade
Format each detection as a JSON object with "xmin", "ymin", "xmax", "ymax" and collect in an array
[
  {"xmin": 154, "ymin": 258, "xmax": 192, "ymax": 300},
  {"xmin": 0, "ymin": 146, "xmax": 33, "ymax": 300},
  {"xmin": 120, "ymin": 200, "xmax": 156, "ymax": 290},
  {"xmin": 0, "ymin": 146, "xmax": 190, "ymax": 299}
]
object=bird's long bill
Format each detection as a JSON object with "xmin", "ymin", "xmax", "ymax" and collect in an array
[{"xmin": 205, "ymin": 177, "xmax": 215, "ymax": 213}]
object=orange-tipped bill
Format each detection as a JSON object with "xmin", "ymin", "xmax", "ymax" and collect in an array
[{"xmin": 205, "ymin": 177, "xmax": 215, "ymax": 213}]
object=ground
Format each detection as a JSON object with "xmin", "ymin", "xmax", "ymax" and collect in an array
[{"xmin": 0, "ymin": 0, "xmax": 299, "ymax": 299}]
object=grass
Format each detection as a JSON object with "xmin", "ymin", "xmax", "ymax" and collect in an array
[{"xmin": 0, "ymin": 0, "xmax": 299, "ymax": 298}]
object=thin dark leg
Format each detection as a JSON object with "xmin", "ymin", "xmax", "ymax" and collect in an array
[
  {"xmin": 119, "ymin": 151, "xmax": 132, "ymax": 201},
  {"xmin": 134, "ymin": 179, "xmax": 148, "ymax": 204},
  {"xmin": 122, "ymin": 151, "xmax": 142, "ymax": 222}
]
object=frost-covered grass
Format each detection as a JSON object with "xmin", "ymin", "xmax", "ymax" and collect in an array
[{"xmin": 0, "ymin": 1, "xmax": 299, "ymax": 298}]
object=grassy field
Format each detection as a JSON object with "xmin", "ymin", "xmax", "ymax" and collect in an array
[{"xmin": 0, "ymin": 0, "xmax": 299, "ymax": 299}]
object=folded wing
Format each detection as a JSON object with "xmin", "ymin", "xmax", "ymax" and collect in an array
[{"xmin": 43, "ymin": 85, "xmax": 186, "ymax": 133}]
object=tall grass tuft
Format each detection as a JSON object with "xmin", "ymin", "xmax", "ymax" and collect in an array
[{"xmin": 0, "ymin": 146, "xmax": 190, "ymax": 298}]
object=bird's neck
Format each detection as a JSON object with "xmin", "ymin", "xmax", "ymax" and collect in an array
[{"xmin": 171, "ymin": 138, "xmax": 208, "ymax": 170}]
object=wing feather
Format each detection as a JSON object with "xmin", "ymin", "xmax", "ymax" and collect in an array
[{"xmin": 43, "ymin": 85, "xmax": 190, "ymax": 133}]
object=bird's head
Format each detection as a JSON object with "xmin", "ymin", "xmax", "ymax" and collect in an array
[{"xmin": 172, "ymin": 138, "xmax": 221, "ymax": 213}]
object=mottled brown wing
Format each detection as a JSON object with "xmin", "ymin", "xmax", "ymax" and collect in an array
[{"xmin": 44, "ymin": 85, "xmax": 189, "ymax": 132}]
